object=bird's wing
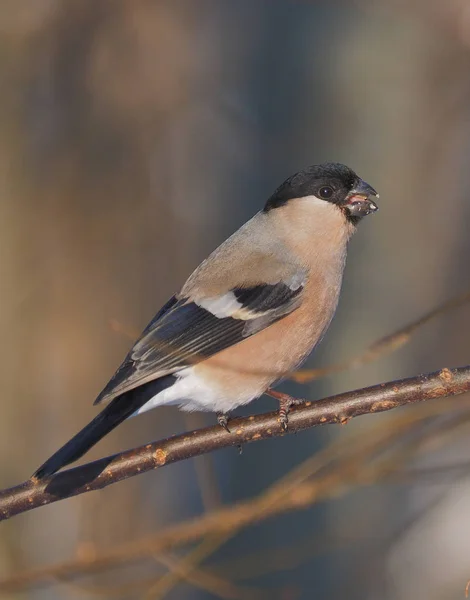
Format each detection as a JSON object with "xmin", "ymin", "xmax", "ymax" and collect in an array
[{"xmin": 94, "ymin": 271, "xmax": 306, "ymax": 405}]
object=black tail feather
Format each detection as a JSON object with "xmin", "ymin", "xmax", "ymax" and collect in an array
[{"xmin": 32, "ymin": 375, "xmax": 175, "ymax": 480}]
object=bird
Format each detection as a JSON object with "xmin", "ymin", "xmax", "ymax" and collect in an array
[{"xmin": 32, "ymin": 162, "xmax": 379, "ymax": 480}]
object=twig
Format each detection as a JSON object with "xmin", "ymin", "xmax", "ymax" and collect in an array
[
  {"xmin": 0, "ymin": 366, "xmax": 469, "ymax": 524},
  {"xmin": 292, "ymin": 289, "xmax": 470, "ymax": 382},
  {"xmin": 147, "ymin": 539, "xmax": 266, "ymax": 600}
]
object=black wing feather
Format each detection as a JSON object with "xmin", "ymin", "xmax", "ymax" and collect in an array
[
  {"xmin": 234, "ymin": 283, "xmax": 300, "ymax": 313},
  {"xmin": 95, "ymin": 281, "xmax": 303, "ymax": 404},
  {"xmin": 134, "ymin": 302, "xmax": 246, "ymax": 365}
]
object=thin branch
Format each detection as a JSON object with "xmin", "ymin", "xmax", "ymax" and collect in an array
[
  {"xmin": 146, "ymin": 534, "xmax": 229, "ymax": 600},
  {"xmin": 147, "ymin": 540, "xmax": 266, "ymax": 600},
  {"xmin": 0, "ymin": 366, "xmax": 469, "ymax": 525},
  {"xmin": 292, "ymin": 289, "xmax": 470, "ymax": 382}
]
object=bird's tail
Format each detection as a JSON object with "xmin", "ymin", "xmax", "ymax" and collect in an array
[{"xmin": 32, "ymin": 375, "xmax": 175, "ymax": 480}]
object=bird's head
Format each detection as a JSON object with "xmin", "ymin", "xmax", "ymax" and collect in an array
[{"xmin": 264, "ymin": 162, "xmax": 379, "ymax": 225}]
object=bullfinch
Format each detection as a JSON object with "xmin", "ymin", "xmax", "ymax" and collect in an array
[{"xmin": 33, "ymin": 162, "xmax": 378, "ymax": 479}]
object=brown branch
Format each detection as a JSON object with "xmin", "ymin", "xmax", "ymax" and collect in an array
[
  {"xmin": 292, "ymin": 289, "xmax": 470, "ymax": 382},
  {"xmin": 147, "ymin": 540, "xmax": 267, "ymax": 600},
  {"xmin": 0, "ymin": 366, "xmax": 469, "ymax": 525},
  {"xmin": 2, "ymin": 392, "xmax": 470, "ymax": 594}
]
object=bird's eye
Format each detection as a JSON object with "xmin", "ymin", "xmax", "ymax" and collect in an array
[{"xmin": 318, "ymin": 186, "xmax": 334, "ymax": 199}]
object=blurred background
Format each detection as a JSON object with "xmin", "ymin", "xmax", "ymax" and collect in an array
[{"xmin": 0, "ymin": 1, "xmax": 470, "ymax": 598}]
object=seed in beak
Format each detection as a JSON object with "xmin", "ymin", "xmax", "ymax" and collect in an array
[{"xmin": 344, "ymin": 195, "xmax": 379, "ymax": 218}]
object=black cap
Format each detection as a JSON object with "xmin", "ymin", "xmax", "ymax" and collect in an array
[{"xmin": 264, "ymin": 163, "xmax": 361, "ymax": 212}]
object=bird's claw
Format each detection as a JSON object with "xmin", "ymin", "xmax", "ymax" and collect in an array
[
  {"xmin": 217, "ymin": 412, "xmax": 231, "ymax": 433},
  {"xmin": 278, "ymin": 400, "xmax": 291, "ymax": 431},
  {"xmin": 266, "ymin": 388, "xmax": 304, "ymax": 432}
]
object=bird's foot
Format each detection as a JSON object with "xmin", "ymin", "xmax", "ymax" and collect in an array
[
  {"xmin": 217, "ymin": 412, "xmax": 231, "ymax": 433},
  {"xmin": 266, "ymin": 388, "xmax": 305, "ymax": 431}
]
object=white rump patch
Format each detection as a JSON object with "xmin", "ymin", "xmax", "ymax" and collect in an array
[{"xmin": 133, "ymin": 367, "xmax": 256, "ymax": 415}]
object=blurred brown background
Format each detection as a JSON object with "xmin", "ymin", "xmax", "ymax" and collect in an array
[{"xmin": 0, "ymin": 1, "xmax": 470, "ymax": 599}]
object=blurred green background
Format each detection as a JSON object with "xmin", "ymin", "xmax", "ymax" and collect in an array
[{"xmin": 0, "ymin": 1, "xmax": 470, "ymax": 599}]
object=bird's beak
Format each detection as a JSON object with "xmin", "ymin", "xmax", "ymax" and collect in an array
[{"xmin": 343, "ymin": 179, "xmax": 379, "ymax": 219}]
